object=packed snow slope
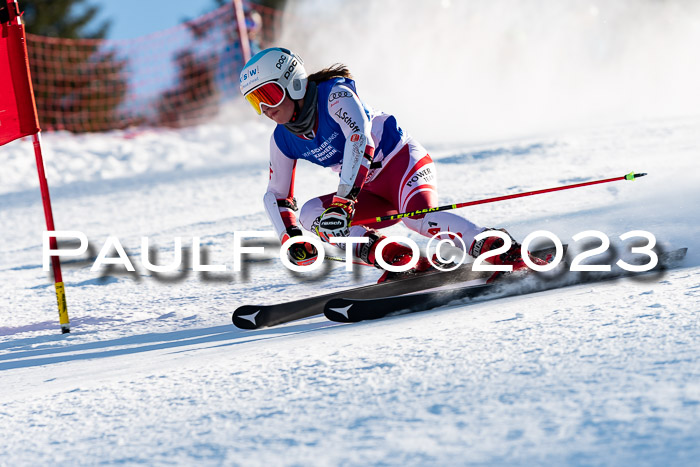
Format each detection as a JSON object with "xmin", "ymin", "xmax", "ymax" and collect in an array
[
  {"xmin": 1, "ymin": 113, "xmax": 698, "ymax": 465},
  {"xmin": 1, "ymin": 2, "xmax": 699, "ymax": 463}
]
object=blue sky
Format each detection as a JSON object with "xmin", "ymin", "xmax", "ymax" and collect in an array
[{"xmin": 92, "ymin": 0, "xmax": 219, "ymax": 40}]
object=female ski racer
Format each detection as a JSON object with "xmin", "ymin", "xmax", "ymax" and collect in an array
[{"xmin": 239, "ymin": 47, "xmax": 543, "ymax": 281}]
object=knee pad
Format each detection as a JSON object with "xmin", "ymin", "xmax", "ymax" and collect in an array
[{"xmin": 403, "ymin": 211, "xmax": 482, "ymax": 251}]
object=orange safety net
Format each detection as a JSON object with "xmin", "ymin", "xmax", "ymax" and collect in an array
[{"xmin": 25, "ymin": 1, "xmax": 281, "ymax": 132}]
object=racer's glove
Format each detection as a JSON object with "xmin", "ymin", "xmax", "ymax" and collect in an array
[
  {"xmin": 285, "ymin": 226, "xmax": 318, "ymax": 266},
  {"xmin": 316, "ymin": 196, "xmax": 355, "ymax": 242}
]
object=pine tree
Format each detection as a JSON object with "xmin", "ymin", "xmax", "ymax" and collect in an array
[
  {"xmin": 18, "ymin": 1, "xmax": 131, "ymax": 131},
  {"xmin": 20, "ymin": 0, "xmax": 110, "ymax": 39}
]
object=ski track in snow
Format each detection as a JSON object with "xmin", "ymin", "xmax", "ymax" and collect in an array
[{"xmin": 1, "ymin": 116, "xmax": 699, "ymax": 465}]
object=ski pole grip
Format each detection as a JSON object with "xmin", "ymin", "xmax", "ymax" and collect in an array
[{"xmin": 625, "ymin": 172, "xmax": 647, "ymax": 180}]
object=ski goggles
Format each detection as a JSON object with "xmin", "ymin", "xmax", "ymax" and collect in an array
[{"xmin": 244, "ymin": 81, "xmax": 286, "ymax": 115}]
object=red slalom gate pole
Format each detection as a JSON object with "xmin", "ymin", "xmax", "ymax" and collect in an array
[
  {"xmin": 353, "ymin": 172, "xmax": 647, "ymax": 226},
  {"xmin": 1, "ymin": 0, "xmax": 70, "ymax": 333},
  {"xmin": 233, "ymin": 0, "xmax": 251, "ymax": 64},
  {"xmin": 32, "ymin": 133, "xmax": 70, "ymax": 333}
]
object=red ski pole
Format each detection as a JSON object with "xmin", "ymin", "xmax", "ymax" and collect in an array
[{"xmin": 352, "ymin": 171, "xmax": 647, "ymax": 226}]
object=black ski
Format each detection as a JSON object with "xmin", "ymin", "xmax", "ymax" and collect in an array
[
  {"xmin": 324, "ymin": 247, "xmax": 688, "ymax": 323},
  {"xmin": 232, "ymin": 263, "xmax": 492, "ymax": 329},
  {"xmin": 325, "ymin": 282, "xmax": 495, "ymax": 322},
  {"xmin": 232, "ymin": 245, "xmax": 562, "ymax": 329}
]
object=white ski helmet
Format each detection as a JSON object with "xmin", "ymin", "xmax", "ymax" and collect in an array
[{"xmin": 239, "ymin": 47, "xmax": 308, "ymax": 101}]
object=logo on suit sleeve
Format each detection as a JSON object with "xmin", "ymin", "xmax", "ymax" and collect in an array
[
  {"xmin": 328, "ymin": 90, "xmax": 352, "ymax": 102},
  {"xmin": 334, "ymin": 108, "xmax": 361, "ymax": 133}
]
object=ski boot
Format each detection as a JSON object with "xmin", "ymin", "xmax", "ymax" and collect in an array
[
  {"xmin": 362, "ymin": 232, "xmax": 433, "ymax": 283},
  {"xmin": 469, "ymin": 228, "xmax": 548, "ymax": 281}
]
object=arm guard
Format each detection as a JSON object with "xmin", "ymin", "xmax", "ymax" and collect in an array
[
  {"xmin": 328, "ymin": 84, "xmax": 376, "ymax": 201},
  {"xmin": 265, "ymin": 136, "xmax": 299, "ymax": 242}
]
